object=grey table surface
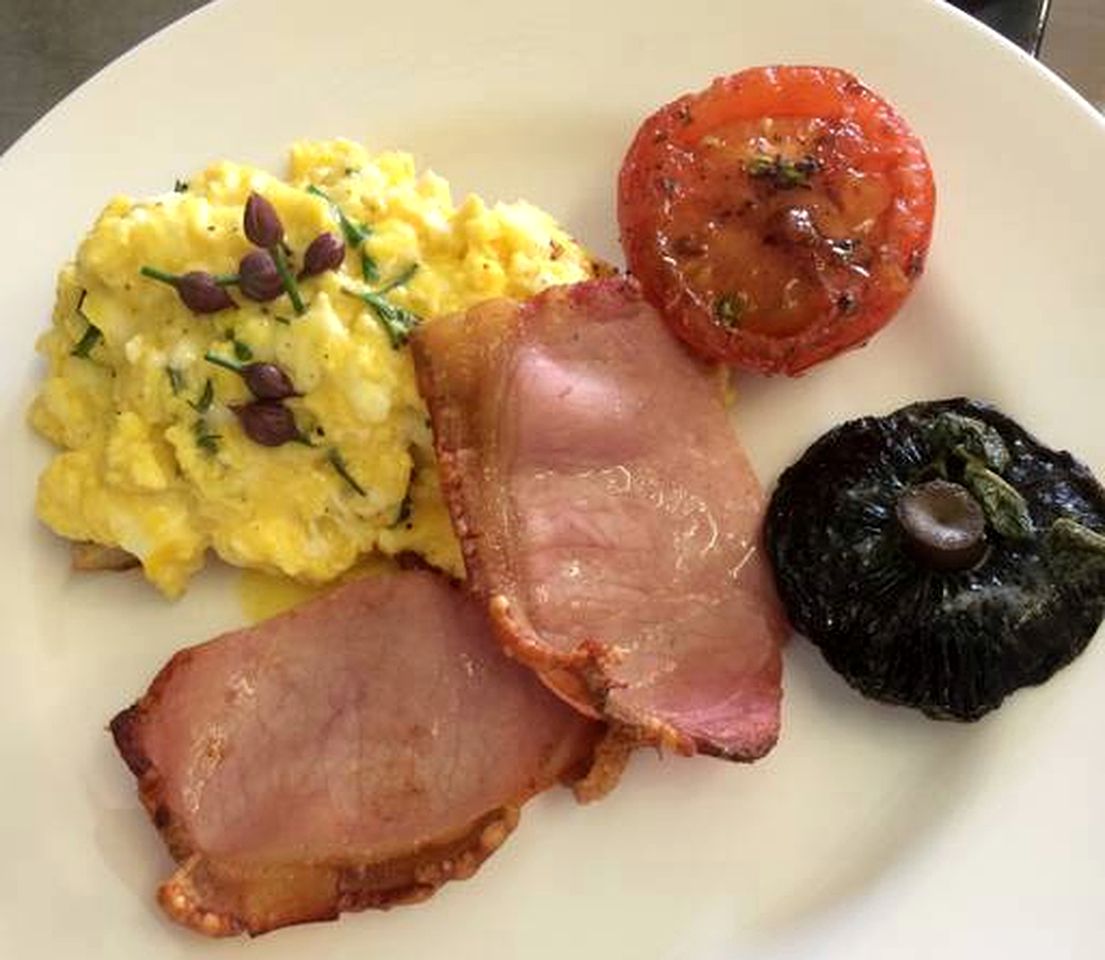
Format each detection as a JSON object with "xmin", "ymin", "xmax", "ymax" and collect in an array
[{"xmin": 2, "ymin": 0, "xmax": 1102, "ymax": 155}]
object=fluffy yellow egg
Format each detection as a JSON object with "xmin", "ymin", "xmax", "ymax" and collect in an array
[{"xmin": 30, "ymin": 139, "xmax": 596, "ymax": 597}]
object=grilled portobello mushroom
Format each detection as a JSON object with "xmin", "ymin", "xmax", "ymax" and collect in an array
[{"xmin": 766, "ymin": 397, "xmax": 1105, "ymax": 720}]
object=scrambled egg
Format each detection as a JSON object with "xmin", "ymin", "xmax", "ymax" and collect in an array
[{"xmin": 30, "ymin": 139, "xmax": 595, "ymax": 597}]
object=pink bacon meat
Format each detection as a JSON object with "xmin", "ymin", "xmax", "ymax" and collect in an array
[
  {"xmin": 111, "ymin": 571, "xmax": 606, "ymax": 937},
  {"xmin": 412, "ymin": 277, "xmax": 786, "ymax": 760}
]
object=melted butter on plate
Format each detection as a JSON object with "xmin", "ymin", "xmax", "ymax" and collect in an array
[{"xmin": 237, "ymin": 554, "xmax": 401, "ymax": 622}]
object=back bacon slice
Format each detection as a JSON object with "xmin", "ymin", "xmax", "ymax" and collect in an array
[
  {"xmin": 412, "ymin": 277, "xmax": 786, "ymax": 760},
  {"xmin": 111, "ymin": 571, "xmax": 608, "ymax": 937}
]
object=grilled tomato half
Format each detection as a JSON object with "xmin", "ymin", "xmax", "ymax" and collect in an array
[{"xmin": 618, "ymin": 65, "xmax": 935, "ymax": 375}]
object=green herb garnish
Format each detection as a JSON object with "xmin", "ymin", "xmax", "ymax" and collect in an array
[
  {"xmin": 933, "ymin": 412, "xmax": 1011, "ymax": 474},
  {"xmin": 272, "ymin": 244, "xmax": 306, "ymax": 314},
  {"xmin": 745, "ymin": 154, "xmax": 776, "ymax": 177},
  {"xmin": 71, "ymin": 323, "xmax": 102, "ymax": 358},
  {"xmin": 376, "ymin": 262, "xmax": 419, "ymax": 295},
  {"xmin": 962, "ymin": 458, "xmax": 1035, "ymax": 541},
  {"xmin": 193, "ymin": 418, "xmax": 221, "ymax": 455},
  {"xmin": 232, "ymin": 338, "xmax": 253, "ymax": 362},
  {"xmin": 189, "ymin": 378, "xmax": 214, "ymax": 414},
  {"xmin": 327, "ymin": 448, "xmax": 366, "ymax": 495},
  {"xmin": 307, "ymin": 185, "xmax": 377, "ymax": 281},
  {"xmin": 70, "ymin": 290, "xmax": 102, "ymax": 358},
  {"xmin": 745, "ymin": 153, "xmax": 818, "ymax": 189},
  {"xmin": 390, "ymin": 488, "xmax": 413, "ymax": 527},
  {"xmin": 167, "ymin": 367, "xmax": 185, "ymax": 394},
  {"xmin": 173, "ymin": 179, "xmax": 189, "ymax": 193},
  {"xmin": 714, "ymin": 292, "xmax": 746, "ymax": 329},
  {"xmin": 204, "ymin": 351, "xmax": 242, "ymax": 374},
  {"xmin": 1045, "ymin": 517, "xmax": 1105, "ymax": 582},
  {"xmin": 925, "ymin": 412, "xmax": 1033, "ymax": 541},
  {"xmin": 343, "ymin": 287, "xmax": 421, "ymax": 349},
  {"xmin": 360, "ymin": 251, "xmax": 380, "ymax": 284}
]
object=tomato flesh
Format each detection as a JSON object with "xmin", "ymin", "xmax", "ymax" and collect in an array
[{"xmin": 618, "ymin": 66, "xmax": 935, "ymax": 375}]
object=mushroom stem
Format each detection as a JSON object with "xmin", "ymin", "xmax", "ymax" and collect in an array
[{"xmin": 896, "ymin": 480, "xmax": 987, "ymax": 571}]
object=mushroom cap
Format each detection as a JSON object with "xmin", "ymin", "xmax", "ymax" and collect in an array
[{"xmin": 765, "ymin": 397, "xmax": 1105, "ymax": 720}]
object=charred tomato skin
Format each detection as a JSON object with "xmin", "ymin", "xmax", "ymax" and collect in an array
[
  {"xmin": 765, "ymin": 398, "xmax": 1105, "ymax": 720},
  {"xmin": 618, "ymin": 65, "xmax": 935, "ymax": 375}
]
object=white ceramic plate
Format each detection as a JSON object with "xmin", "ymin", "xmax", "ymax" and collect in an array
[{"xmin": 3, "ymin": 0, "xmax": 1103, "ymax": 956}]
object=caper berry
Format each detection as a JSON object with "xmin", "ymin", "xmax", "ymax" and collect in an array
[
  {"xmin": 243, "ymin": 192, "xmax": 284, "ymax": 249},
  {"xmin": 300, "ymin": 231, "xmax": 345, "ymax": 278},
  {"xmin": 233, "ymin": 400, "xmax": 299, "ymax": 446},
  {"xmin": 241, "ymin": 362, "xmax": 297, "ymax": 401},
  {"xmin": 238, "ymin": 250, "xmax": 283, "ymax": 302},
  {"xmin": 141, "ymin": 266, "xmax": 236, "ymax": 314}
]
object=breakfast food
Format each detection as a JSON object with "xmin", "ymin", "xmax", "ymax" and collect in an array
[
  {"xmin": 618, "ymin": 65, "xmax": 935, "ymax": 375},
  {"xmin": 111, "ymin": 571, "xmax": 611, "ymax": 936},
  {"xmin": 43, "ymin": 58, "xmax": 1096, "ymax": 947},
  {"xmin": 412, "ymin": 277, "xmax": 786, "ymax": 759},
  {"xmin": 30, "ymin": 139, "xmax": 596, "ymax": 596},
  {"xmin": 765, "ymin": 398, "xmax": 1105, "ymax": 720}
]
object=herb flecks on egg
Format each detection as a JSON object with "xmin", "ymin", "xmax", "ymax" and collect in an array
[{"xmin": 30, "ymin": 139, "xmax": 597, "ymax": 597}]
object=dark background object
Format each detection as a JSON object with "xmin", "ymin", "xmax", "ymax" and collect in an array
[
  {"xmin": 2, "ymin": 0, "xmax": 212, "ymax": 153},
  {"xmin": 0, "ymin": 0, "xmax": 1097, "ymax": 154},
  {"xmin": 950, "ymin": 0, "xmax": 1051, "ymax": 53}
]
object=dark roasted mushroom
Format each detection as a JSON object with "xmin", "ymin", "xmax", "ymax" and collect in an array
[{"xmin": 765, "ymin": 397, "xmax": 1105, "ymax": 721}]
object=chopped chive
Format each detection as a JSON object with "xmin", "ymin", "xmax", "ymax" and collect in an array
[
  {"xmin": 271, "ymin": 244, "xmax": 305, "ymax": 315},
  {"xmin": 361, "ymin": 251, "xmax": 379, "ymax": 283},
  {"xmin": 390, "ymin": 487, "xmax": 413, "ymax": 527},
  {"xmin": 173, "ymin": 179, "xmax": 189, "ymax": 193},
  {"xmin": 376, "ymin": 262, "xmax": 419, "ymax": 295},
  {"xmin": 189, "ymin": 378, "xmax": 214, "ymax": 414},
  {"xmin": 342, "ymin": 287, "xmax": 421, "ymax": 349},
  {"xmin": 204, "ymin": 351, "xmax": 242, "ymax": 374},
  {"xmin": 167, "ymin": 367, "xmax": 185, "ymax": 394},
  {"xmin": 273, "ymin": 314, "xmax": 293, "ymax": 326},
  {"xmin": 232, "ymin": 338, "xmax": 253, "ymax": 362},
  {"xmin": 327, "ymin": 448, "xmax": 366, "ymax": 495},
  {"xmin": 307, "ymin": 184, "xmax": 371, "ymax": 245},
  {"xmin": 306, "ymin": 185, "xmax": 377, "ymax": 281},
  {"xmin": 140, "ymin": 265, "xmax": 178, "ymax": 286},
  {"xmin": 70, "ymin": 289, "xmax": 102, "ymax": 358},
  {"xmin": 193, "ymin": 419, "xmax": 221, "ymax": 455},
  {"xmin": 71, "ymin": 323, "xmax": 102, "ymax": 358}
]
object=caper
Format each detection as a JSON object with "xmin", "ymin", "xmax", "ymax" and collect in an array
[
  {"xmin": 140, "ymin": 266, "xmax": 236, "ymax": 314},
  {"xmin": 300, "ymin": 231, "xmax": 345, "ymax": 278},
  {"xmin": 241, "ymin": 362, "xmax": 297, "ymax": 401},
  {"xmin": 204, "ymin": 353, "xmax": 297, "ymax": 401},
  {"xmin": 232, "ymin": 400, "xmax": 299, "ymax": 446},
  {"xmin": 237, "ymin": 250, "xmax": 283, "ymax": 302},
  {"xmin": 243, "ymin": 192, "xmax": 284, "ymax": 249}
]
